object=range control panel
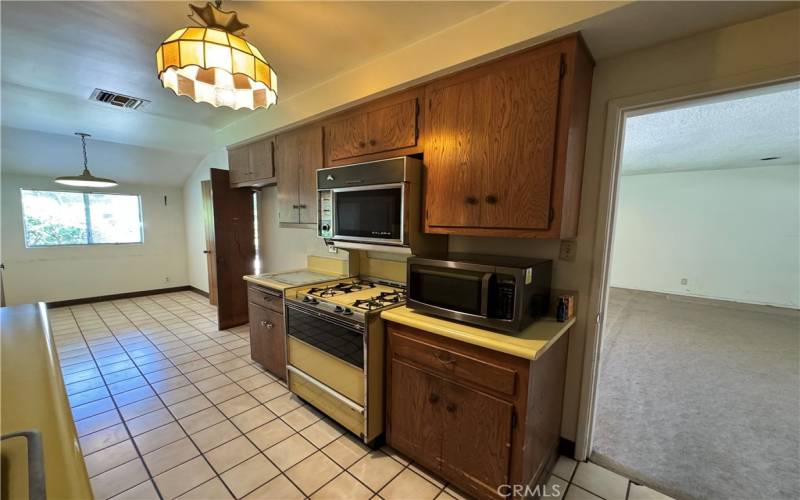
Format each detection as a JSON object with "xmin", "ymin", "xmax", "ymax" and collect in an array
[{"xmin": 318, "ymin": 190, "xmax": 333, "ymax": 238}]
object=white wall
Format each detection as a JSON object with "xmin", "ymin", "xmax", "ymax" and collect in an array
[
  {"xmin": 610, "ymin": 165, "xmax": 800, "ymax": 308},
  {"xmin": 1, "ymin": 173, "xmax": 188, "ymax": 305},
  {"xmin": 182, "ymin": 150, "xmax": 339, "ymax": 293}
]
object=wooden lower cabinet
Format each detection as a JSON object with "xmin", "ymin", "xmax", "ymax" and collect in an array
[
  {"xmin": 248, "ymin": 299, "xmax": 286, "ymax": 381},
  {"xmin": 386, "ymin": 322, "xmax": 570, "ymax": 499}
]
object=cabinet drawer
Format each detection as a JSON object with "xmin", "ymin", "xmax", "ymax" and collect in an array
[
  {"xmin": 247, "ymin": 286, "xmax": 283, "ymax": 313},
  {"xmin": 390, "ymin": 331, "xmax": 516, "ymax": 397}
]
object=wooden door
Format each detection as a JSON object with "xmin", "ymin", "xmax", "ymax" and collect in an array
[
  {"xmin": 441, "ymin": 380, "xmax": 514, "ymax": 496},
  {"xmin": 366, "ymin": 98, "xmax": 417, "ymax": 154},
  {"xmin": 210, "ymin": 168, "xmax": 255, "ymax": 329},
  {"xmin": 200, "ymin": 180, "xmax": 218, "ymax": 306},
  {"xmin": 482, "ymin": 52, "xmax": 562, "ymax": 229},
  {"xmin": 275, "ymin": 132, "xmax": 300, "ymax": 224},
  {"xmin": 424, "ymin": 75, "xmax": 491, "ymax": 228},
  {"xmin": 228, "ymin": 146, "xmax": 251, "ymax": 184},
  {"xmin": 387, "ymin": 359, "xmax": 444, "ymax": 472},
  {"xmin": 296, "ymin": 126, "xmax": 323, "ymax": 224},
  {"xmin": 248, "ymin": 303, "xmax": 286, "ymax": 380},
  {"xmin": 325, "ymin": 113, "xmax": 369, "ymax": 162},
  {"xmin": 250, "ymin": 138, "xmax": 274, "ymax": 182}
]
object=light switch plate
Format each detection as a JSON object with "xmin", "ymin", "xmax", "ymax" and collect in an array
[{"xmin": 559, "ymin": 240, "xmax": 577, "ymax": 262}]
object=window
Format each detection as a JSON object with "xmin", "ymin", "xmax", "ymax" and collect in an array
[{"xmin": 21, "ymin": 189, "xmax": 143, "ymax": 247}]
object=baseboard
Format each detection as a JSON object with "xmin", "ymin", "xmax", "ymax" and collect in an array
[
  {"xmin": 189, "ymin": 286, "xmax": 210, "ymax": 298},
  {"xmin": 46, "ymin": 286, "xmax": 192, "ymax": 308},
  {"xmin": 610, "ymin": 287, "xmax": 799, "ymax": 317},
  {"xmin": 558, "ymin": 437, "xmax": 576, "ymax": 458}
]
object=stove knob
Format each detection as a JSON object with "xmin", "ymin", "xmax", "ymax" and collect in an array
[
  {"xmin": 309, "ymin": 298, "xmax": 318, "ymax": 305},
  {"xmin": 302, "ymin": 296, "xmax": 311, "ymax": 303},
  {"xmin": 334, "ymin": 306, "xmax": 343, "ymax": 313},
  {"xmin": 343, "ymin": 308, "xmax": 353, "ymax": 316}
]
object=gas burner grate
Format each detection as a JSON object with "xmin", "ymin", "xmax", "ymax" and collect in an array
[{"xmin": 352, "ymin": 299, "xmax": 385, "ymax": 311}]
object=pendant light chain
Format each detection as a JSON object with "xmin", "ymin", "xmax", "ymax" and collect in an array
[{"xmin": 80, "ymin": 133, "xmax": 89, "ymax": 173}]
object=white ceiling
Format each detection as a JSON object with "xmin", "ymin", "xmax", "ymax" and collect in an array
[
  {"xmin": 1, "ymin": 127, "xmax": 204, "ymax": 187},
  {"xmin": 0, "ymin": 1, "xmax": 499, "ymax": 154},
  {"xmin": 621, "ymin": 82, "xmax": 800, "ymax": 175}
]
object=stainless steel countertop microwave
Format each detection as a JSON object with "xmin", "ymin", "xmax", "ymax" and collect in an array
[{"xmin": 407, "ymin": 254, "xmax": 553, "ymax": 333}]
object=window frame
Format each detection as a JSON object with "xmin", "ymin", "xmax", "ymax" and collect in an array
[{"xmin": 20, "ymin": 188, "xmax": 145, "ymax": 248}]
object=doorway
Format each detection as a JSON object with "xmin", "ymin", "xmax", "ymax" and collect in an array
[{"xmin": 589, "ymin": 82, "xmax": 800, "ymax": 499}]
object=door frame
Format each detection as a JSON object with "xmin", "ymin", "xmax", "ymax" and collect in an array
[{"xmin": 574, "ymin": 69, "xmax": 800, "ymax": 461}]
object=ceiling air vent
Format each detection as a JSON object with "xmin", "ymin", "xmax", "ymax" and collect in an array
[{"xmin": 89, "ymin": 88, "xmax": 150, "ymax": 110}]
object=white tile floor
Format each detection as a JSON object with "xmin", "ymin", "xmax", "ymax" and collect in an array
[{"xmin": 51, "ymin": 291, "xmax": 672, "ymax": 500}]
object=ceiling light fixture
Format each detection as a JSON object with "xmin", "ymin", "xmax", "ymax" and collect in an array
[
  {"xmin": 156, "ymin": 0, "xmax": 277, "ymax": 110},
  {"xmin": 54, "ymin": 133, "xmax": 118, "ymax": 188}
]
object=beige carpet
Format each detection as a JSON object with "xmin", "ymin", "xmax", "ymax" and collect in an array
[{"xmin": 592, "ymin": 288, "xmax": 800, "ymax": 500}]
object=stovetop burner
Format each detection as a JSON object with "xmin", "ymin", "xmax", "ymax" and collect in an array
[
  {"xmin": 351, "ymin": 289, "xmax": 407, "ymax": 310},
  {"xmin": 307, "ymin": 280, "xmax": 376, "ymax": 298},
  {"xmin": 352, "ymin": 299, "xmax": 386, "ymax": 311}
]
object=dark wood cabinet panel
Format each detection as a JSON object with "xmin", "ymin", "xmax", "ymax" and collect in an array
[
  {"xmin": 326, "ymin": 113, "xmax": 369, "ymax": 162},
  {"xmin": 275, "ymin": 125, "xmax": 321, "ymax": 225},
  {"xmin": 424, "ymin": 75, "xmax": 491, "ymax": 227},
  {"xmin": 386, "ymin": 321, "xmax": 570, "ymax": 500},
  {"xmin": 423, "ymin": 34, "xmax": 593, "ymax": 239},
  {"xmin": 367, "ymin": 98, "xmax": 418, "ymax": 154},
  {"xmin": 441, "ymin": 380, "xmax": 514, "ymax": 496},
  {"xmin": 228, "ymin": 137, "xmax": 276, "ymax": 188},
  {"xmin": 482, "ymin": 52, "xmax": 561, "ymax": 229},
  {"xmin": 388, "ymin": 359, "xmax": 444, "ymax": 472},
  {"xmin": 248, "ymin": 302, "xmax": 286, "ymax": 380}
]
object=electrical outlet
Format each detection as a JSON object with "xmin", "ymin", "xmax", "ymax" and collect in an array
[
  {"xmin": 327, "ymin": 245, "xmax": 338, "ymax": 254},
  {"xmin": 681, "ymin": 278, "xmax": 688, "ymax": 285},
  {"xmin": 559, "ymin": 240, "xmax": 577, "ymax": 262}
]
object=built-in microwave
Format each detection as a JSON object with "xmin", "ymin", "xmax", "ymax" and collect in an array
[
  {"xmin": 407, "ymin": 254, "xmax": 552, "ymax": 333},
  {"xmin": 317, "ymin": 157, "xmax": 446, "ymax": 255}
]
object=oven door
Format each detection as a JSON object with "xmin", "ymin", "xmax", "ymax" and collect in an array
[
  {"xmin": 285, "ymin": 305, "xmax": 364, "ymax": 369},
  {"xmin": 331, "ymin": 183, "xmax": 405, "ymax": 245}
]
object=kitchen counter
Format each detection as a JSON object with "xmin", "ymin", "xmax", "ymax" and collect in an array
[
  {"xmin": 244, "ymin": 269, "xmax": 343, "ymax": 291},
  {"xmin": 1, "ymin": 303, "xmax": 92, "ymax": 499},
  {"xmin": 381, "ymin": 306, "xmax": 575, "ymax": 360}
]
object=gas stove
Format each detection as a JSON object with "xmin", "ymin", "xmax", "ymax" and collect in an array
[{"xmin": 287, "ymin": 277, "xmax": 406, "ymax": 323}]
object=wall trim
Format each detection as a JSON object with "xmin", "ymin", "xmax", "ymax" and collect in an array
[
  {"xmin": 46, "ymin": 286, "xmax": 192, "ymax": 308},
  {"xmin": 189, "ymin": 286, "xmax": 210, "ymax": 298}
]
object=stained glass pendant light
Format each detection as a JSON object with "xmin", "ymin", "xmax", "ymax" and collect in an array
[
  {"xmin": 55, "ymin": 133, "xmax": 118, "ymax": 188},
  {"xmin": 156, "ymin": 1, "xmax": 277, "ymax": 110}
]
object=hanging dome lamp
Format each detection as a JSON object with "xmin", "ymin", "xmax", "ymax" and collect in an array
[
  {"xmin": 156, "ymin": 0, "xmax": 277, "ymax": 110},
  {"xmin": 54, "ymin": 133, "xmax": 118, "ymax": 188}
]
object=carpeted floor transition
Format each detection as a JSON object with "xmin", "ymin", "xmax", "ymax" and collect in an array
[{"xmin": 593, "ymin": 288, "xmax": 800, "ymax": 500}]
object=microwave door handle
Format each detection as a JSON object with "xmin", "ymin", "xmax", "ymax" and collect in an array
[{"xmin": 480, "ymin": 273, "xmax": 492, "ymax": 317}]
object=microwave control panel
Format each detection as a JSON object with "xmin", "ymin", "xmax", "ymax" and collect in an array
[{"xmin": 318, "ymin": 190, "xmax": 333, "ymax": 238}]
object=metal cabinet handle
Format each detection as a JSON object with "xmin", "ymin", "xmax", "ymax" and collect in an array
[
  {"xmin": 203, "ymin": 250, "xmax": 210, "ymax": 254},
  {"xmin": 260, "ymin": 320, "xmax": 274, "ymax": 329},
  {"xmin": 429, "ymin": 393, "xmax": 439, "ymax": 404},
  {"xmin": 486, "ymin": 195, "xmax": 498, "ymax": 204},
  {"xmin": 435, "ymin": 352, "xmax": 455, "ymax": 366},
  {"xmin": 298, "ymin": 204, "xmax": 307, "ymax": 209},
  {"xmin": 465, "ymin": 196, "xmax": 478, "ymax": 205},
  {"xmin": 292, "ymin": 204, "xmax": 299, "ymax": 209},
  {"xmin": 446, "ymin": 403, "xmax": 457, "ymax": 413}
]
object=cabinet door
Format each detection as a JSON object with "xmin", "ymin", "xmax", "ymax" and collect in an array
[
  {"xmin": 424, "ymin": 75, "xmax": 491, "ymax": 228},
  {"xmin": 276, "ymin": 126, "xmax": 322, "ymax": 224},
  {"xmin": 441, "ymin": 379, "xmax": 514, "ymax": 495},
  {"xmin": 249, "ymin": 303, "xmax": 286, "ymax": 380},
  {"xmin": 228, "ymin": 146, "xmax": 251, "ymax": 184},
  {"xmin": 388, "ymin": 359, "xmax": 444, "ymax": 472},
  {"xmin": 326, "ymin": 113, "xmax": 369, "ymax": 162},
  {"xmin": 248, "ymin": 303, "xmax": 270, "ymax": 368},
  {"xmin": 366, "ymin": 98, "xmax": 417, "ymax": 155},
  {"xmin": 250, "ymin": 138, "xmax": 275, "ymax": 182},
  {"xmin": 482, "ymin": 52, "xmax": 562, "ymax": 229}
]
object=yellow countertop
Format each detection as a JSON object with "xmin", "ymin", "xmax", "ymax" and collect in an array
[
  {"xmin": 1, "ymin": 303, "xmax": 92, "ymax": 499},
  {"xmin": 244, "ymin": 269, "xmax": 345, "ymax": 291},
  {"xmin": 381, "ymin": 306, "xmax": 575, "ymax": 361}
]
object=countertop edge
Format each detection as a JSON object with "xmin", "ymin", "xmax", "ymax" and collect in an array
[{"xmin": 381, "ymin": 308, "xmax": 575, "ymax": 361}]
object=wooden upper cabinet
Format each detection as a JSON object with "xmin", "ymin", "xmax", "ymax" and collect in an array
[
  {"xmin": 324, "ymin": 90, "xmax": 422, "ymax": 166},
  {"xmin": 228, "ymin": 137, "xmax": 276, "ymax": 188},
  {"xmin": 423, "ymin": 34, "xmax": 593, "ymax": 239},
  {"xmin": 275, "ymin": 125, "xmax": 323, "ymax": 224}
]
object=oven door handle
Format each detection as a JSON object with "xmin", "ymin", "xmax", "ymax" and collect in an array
[
  {"xmin": 285, "ymin": 304, "xmax": 364, "ymax": 333},
  {"xmin": 287, "ymin": 366, "xmax": 365, "ymax": 414}
]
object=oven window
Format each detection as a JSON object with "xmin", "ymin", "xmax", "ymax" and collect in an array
[
  {"xmin": 335, "ymin": 188, "xmax": 401, "ymax": 240},
  {"xmin": 409, "ymin": 266, "xmax": 483, "ymax": 315},
  {"xmin": 286, "ymin": 307, "xmax": 364, "ymax": 369}
]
